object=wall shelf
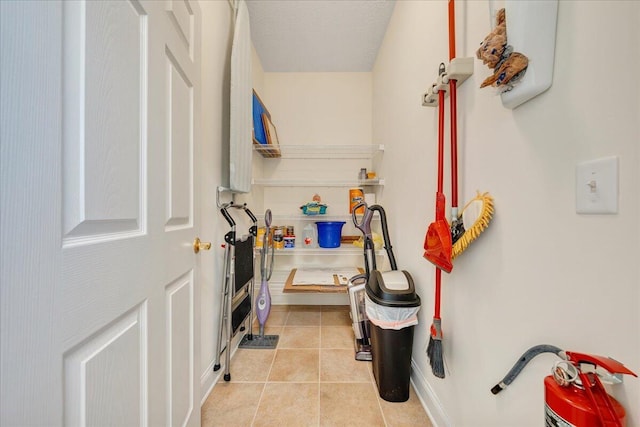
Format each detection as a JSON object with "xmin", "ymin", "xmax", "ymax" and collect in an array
[
  {"xmin": 252, "ymin": 178, "xmax": 384, "ymax": 187},
  {"xmin": 266, "ymin": 214, "xmax": 379, "ymax": 222},
  {"xmin": 252, "ymin": 141, "xmax": 281, "ymax": 158},
  {"xmin": 253, "ymin": 144, "xmax": 384, "ymax": 159},
  {"xmin": 252, "ymin": 142, "xmax": 385, "ymax": 301},
  {"xmin": 257, "ymin": 245, "xmax": 380, "ymax": 256}
]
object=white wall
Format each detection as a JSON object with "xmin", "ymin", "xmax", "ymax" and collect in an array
[
  {"xmin": 240, "ymin": 45, "xmax": 265, "ymax": 212},
  {"xmin": 252, "ymin": 72, "xmax": 376, "ymax": 305},
  {"xmin": 199, "ymin": 0, "xmax": 235, "ymax": 399},
  {"xmin": 373, "ymin": 1, "xmax": 639, "ymax": 426},
  {"xmin": 199, "ymin": 6, "xmax": 269, "ymax": 398},
  {"xmin": 260, "ymin": 72, "xmax": 374, "ymax": 213},
  {"xmin": 262, "ymin": 72, "xmax": 372, "ymax": 147}
]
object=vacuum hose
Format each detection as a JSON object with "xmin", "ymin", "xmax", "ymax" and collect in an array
[
  {"xmin": 369, "ymin": 205, "xmax": 398, "ymax": 271},
  {"xmin": 491, "ymin": 344, "xmax": 566, "ymax": 395}
]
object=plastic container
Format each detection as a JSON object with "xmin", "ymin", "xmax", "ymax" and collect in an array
[
  {"xmin": 349, "ymin": 188, "xmax": 364, "ymax": 214},
  {"xmin": 273, "ymin": 226, "xmax": 284, "ymax": 250},
  {"xmin": 365, "ymin": 270, "xmax": 421, "ymax": 402},
  {"xmin": 315, "ymin": 221, "xmax": 345, "ymax": 248},
  {"xmin": 302, "ymin": 224, "xmax": 317, "ymax": 248},
  {"xmin": 300, "ymin": 202, "xmax": 327, "ymax": 215},
  {"xmin": 283, "ymin": 236, "xmax": 295, "ymax": 249}
]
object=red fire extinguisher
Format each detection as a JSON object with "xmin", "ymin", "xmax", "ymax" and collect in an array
[
  {"xmin": 491, "ymin": 345, "xmax": 637, "ymax": 427},
  {"xmin": 545, "ymin": 351, "xmax": 637, "ymax": 427}
]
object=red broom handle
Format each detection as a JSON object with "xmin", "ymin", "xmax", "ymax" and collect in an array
[
  {"xmin": 434, "ymin": 268, "xmax": 442, "ymax": 319},
  {"xmin": 437, "ymin": 89, "xmax": 445, "ymax": 196},
  {"xmin": 448, "ymin": 0, "xmax": 456, "ymax": 60}
]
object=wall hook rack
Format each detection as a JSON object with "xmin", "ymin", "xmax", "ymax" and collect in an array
[{"xmin": 422, "ymin": 57, "xmax": 474, "ymax": 107}]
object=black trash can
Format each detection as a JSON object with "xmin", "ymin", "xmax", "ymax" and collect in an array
[{"xmin": 365, "ymin": 270, "xmax": 421, "ymax": 402}]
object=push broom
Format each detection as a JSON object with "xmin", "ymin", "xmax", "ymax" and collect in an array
[
  {"xmin": 425, "ymin": 65, "xmax": 449, "ymax": 378},
  {"xmin": 426, "ymin": 0, "xmax": 458, "ymax": 379},
  {"xmin": 423, "ymin": 62, "xmax": 453, "ymax": 274}
]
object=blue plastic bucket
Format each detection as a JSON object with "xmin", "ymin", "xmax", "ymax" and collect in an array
[{"xmin": 315, "ymin": 221, "xmax": 346, "ymax": 248}]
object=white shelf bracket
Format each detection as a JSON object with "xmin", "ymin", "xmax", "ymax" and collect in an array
[{"xmin": 216, "ymin": 186, "xmax": 237, "ymax": 208}]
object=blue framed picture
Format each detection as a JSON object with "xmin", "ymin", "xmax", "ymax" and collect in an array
[
  {"xmin": 252, "ymin": 90, "xmax": 269, "ymax": 145},
  {"xmin": 252, "ymin": 90, "xmax": 281, "ymax": 157}
]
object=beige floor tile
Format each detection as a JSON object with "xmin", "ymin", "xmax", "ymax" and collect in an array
[
  {"xmin": 268, "ymin": 349, "xmax": 319, "ymax": 382},
  {"xmin": 320, "ymin": 326, "xmax": 353, "ymax": 349},
  {"xmin": 253, "ymin": 310, "xmax": 289, "ymax": 327},
  {"xmin": 278, "ymin": 326, "xmax": 320, "ymax": 349},
  {"xmin": 286, "ymin": 311, "xmax": 321, "ymax": 326},
  {"xmin": 264, "ymin": 325, "xmax": 284, "ymax": 336},
  {"xmin": 228, "ymin": 348, "xmax": 276, "ymax": 382},
  {"xmin": 201, "ymin": 382, "xmax": 264, "ymax": 427},
  {"xmin": 320, "ymin": 383, "xmax": 385, "ymax": 426},
  {"xmin": 321, "ymin": 305, "xmax": 349, "ymax": 312},
  {"xmin": 253, "ymin": 382, "xmax": 319, "ymax": 427},
  {"xmin": 378, "ymin": 386, "xmax": 433, "ymax": 427},
  {"xmin": 288, "ymin": 305, "xmax": 321, "ymax": 312},
  {"xmin": 320, "ymin": 349, "xmax": 372, "ymax": 382},
  {"xmin": 321, "ymin": 310, "xmax": 351, "ymax": 326},
  {"xmin": 206, "ymin": 305, "xmax": 431, "ymax": 426},
  {"xmin": 247, "ymin": 324, "xmax": 284, "ymax": 338}
]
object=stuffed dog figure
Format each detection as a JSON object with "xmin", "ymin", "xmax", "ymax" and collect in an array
[{"xmin": 476, "ymin": 8, "xmax": 528, "ymax": 91}]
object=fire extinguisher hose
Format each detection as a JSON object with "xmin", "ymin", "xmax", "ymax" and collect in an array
[{"xmin": 491, "ymin": 344, "xmax": 566, "ymax": 395}]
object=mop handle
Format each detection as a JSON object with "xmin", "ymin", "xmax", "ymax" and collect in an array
[
  {"xmin": 448, "ymin": 0, "xmax": 456, "ymax": 60},
  {"xmin": 450, "ymin": 82, "xmax": 458, "ymax": 208},
  {"xmin": 448, "ymin": 0, "xmax": 459, "ymax": 209},
  {"xmin": 261, "ymin": 210, "xmax": 273, "ymax": 279}
]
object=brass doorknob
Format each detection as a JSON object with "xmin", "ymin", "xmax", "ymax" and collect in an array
[{"xmin": 193, "ymin": 237, "xmax": 212, "ymax": 254}]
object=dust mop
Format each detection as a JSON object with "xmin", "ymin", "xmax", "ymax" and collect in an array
[
  {"xmin": 239, "ymin": 209, "xmax": 279, "ymax": 349},
  {"xmin": 452, "ymin": 192, "xmax": 494, "ymax": 259},
  {"xmin": 449, "ymin": 0, "xmax": 494, "ymax": 258}
]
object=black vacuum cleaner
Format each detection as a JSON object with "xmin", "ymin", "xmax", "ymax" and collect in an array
[{"xmin": 347, "ymin": 202, "xmax": 412, "ymax": 361}]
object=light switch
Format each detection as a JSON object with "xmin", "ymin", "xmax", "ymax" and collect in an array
[{"xmin": 576, "ymin": 156, "xmax": 618, "ymax": 214}]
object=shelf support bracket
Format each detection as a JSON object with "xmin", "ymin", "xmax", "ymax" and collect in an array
[{"xmin": 216, "ymin": 186, "xmax": 236, "ymax": 208}]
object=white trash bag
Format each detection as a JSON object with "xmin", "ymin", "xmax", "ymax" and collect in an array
[{"xmin": 365, "ymin": 294, "xmax": 420, "ymax": 330}]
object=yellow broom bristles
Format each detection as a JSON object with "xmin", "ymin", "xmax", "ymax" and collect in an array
[{"xmin": 452, "ymin": 192, "xmax": 494, "ymax": 259}]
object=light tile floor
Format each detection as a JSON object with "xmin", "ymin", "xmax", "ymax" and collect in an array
[{"xmin": 201, "ymin": 305, "xmax": 432, "ymax": 427}]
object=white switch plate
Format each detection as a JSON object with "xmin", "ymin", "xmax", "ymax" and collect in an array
[{"xmin": 576, "ymin": 156, "xmax": 618, "ymax": 214}]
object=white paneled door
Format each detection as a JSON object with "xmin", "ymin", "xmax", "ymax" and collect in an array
[{"xmin": 1, "ymin": 1, "xmax": 202, "ymax": 426}]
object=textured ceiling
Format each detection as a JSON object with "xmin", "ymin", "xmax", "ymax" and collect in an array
[{"xmin": 246, "ymin": 0, "xmax": 396, "ymax": 72}]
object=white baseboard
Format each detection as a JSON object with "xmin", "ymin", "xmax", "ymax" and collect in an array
[
  {"xmin": 200, "ymin": 359, "xmax": 220, "ymax": 406},
  {"xmin": 199, "ymin": 319, "xmax": 250, "ymax": 406},
  {"xmin": 411, "ymin": 360, "xmax": 451, "ymax": 427}
]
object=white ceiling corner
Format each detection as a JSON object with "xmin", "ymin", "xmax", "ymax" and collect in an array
[{"xmin": 246, "ymin": 0, "xmax": 396, "ymax": 72}]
